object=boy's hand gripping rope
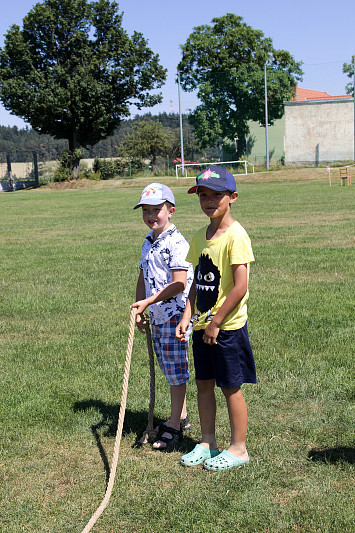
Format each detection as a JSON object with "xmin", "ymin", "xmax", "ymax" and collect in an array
[{"xmin": 81, "ymin": 307, "xmax": 156, "ymax": 533}]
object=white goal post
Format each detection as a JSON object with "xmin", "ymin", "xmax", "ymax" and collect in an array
[{"xmin": 175, "ymin": 160, "xmax": 255, "ymax": 179}]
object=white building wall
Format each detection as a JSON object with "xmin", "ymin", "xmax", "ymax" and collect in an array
[{"xmin": 285, "ymin": 99, "xmax": 354, "ymax": 165}]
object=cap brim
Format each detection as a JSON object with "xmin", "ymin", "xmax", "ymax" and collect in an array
[
  {"xmin": 188, "ymin": 184, "xmax": 233, "ymax": 194},
  {"xmin": 133, "ymin": 198, "xmax": 174, "ymax": 209}
]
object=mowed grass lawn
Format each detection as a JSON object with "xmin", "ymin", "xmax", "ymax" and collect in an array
[{"xmin": 0, "ymin": 170, "xmax": 354, "ymax": 532}]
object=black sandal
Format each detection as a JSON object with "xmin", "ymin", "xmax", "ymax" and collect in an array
[
  {"xmin": 154, "ymin": 423, "xmax": 182, "ymax": 450},
  {"xmin": 180, "ymin": 413, "xmax": 191, "ymax": 430}
]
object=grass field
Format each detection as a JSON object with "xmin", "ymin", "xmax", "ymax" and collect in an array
[{"xmin": 1, "ymin": 169, "xmax": 354, "ymax": 532}]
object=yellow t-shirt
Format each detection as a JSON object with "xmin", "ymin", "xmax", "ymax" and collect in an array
[{"xmin": 187, "ymin": 221, "xmax": 255, "ymax": 331}]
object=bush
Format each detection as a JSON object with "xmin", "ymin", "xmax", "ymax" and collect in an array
[
  {"xmin": 54, "ymin": 166, "xmax": 71, "ymax": 182},
  {"xmin": 85, "ymin": 170, "xmax": 101, "ymax": 180},
  {"xmin": 92, "ymin": 158, "xmax": 115, "ymax": 179},
  {"xmin": 54, "ymin": 151, "xmax": 73, "ymax": 181},
  {"xmin": 92, "ymin": 157, "xmax": 145, "ymax": 179}
]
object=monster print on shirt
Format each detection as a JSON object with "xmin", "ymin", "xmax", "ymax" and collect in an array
[{"xmin": 195, "ymin": 253, "xmax": 221, "ymax": 314}]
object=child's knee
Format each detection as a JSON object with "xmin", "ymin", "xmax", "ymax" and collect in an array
[
  {"xmin": 196, "ymin": 379, "xmax": 215, "ymax": 393},
  {"xmin": 221, "ymin": 385, "xmax": 242, "ymax": 397}
]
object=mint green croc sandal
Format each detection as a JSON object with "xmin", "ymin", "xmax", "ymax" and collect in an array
[
  {"xmin": 180, "ymin": 444, "xmax": 219, "ymax": 466},
  {"xmin": 203, "ymin": 449, "xmax": 249, "ymax": 471}
]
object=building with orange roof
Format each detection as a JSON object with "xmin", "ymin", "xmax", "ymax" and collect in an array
[
  {"xmin": 239, "ymin": 87, "xmax": 354, "ymax": 165},
  {"xmin": 284, "ymin": 88, "xmax": 353, "ymax": 164}
]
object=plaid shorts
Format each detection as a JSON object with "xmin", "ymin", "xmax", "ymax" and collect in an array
[{"xmin": 151, "ymin": 314, "xmax": 190, "ymax": 386}]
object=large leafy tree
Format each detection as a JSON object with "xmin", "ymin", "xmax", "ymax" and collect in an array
[
  {"xmin": 343, "ymin": 56, "xmax": 355, "ymax": 95},
  {"xmin": 0, "ymin": 0, "xmax": 166, "ymax": 174},
  {"xmin": 178, "ymin": 14, "xmax": 303, "ymax": 155}
]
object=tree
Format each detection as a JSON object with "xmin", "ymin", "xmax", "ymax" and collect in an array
[
  {"xmin": 117, "ymin": 119, "xmax": 170, "ymax": 167},
  {"xmin": 343, "ymin": 56, "xmax": 355, "ymax": 95},
  {"xmin": 177, "ymin": 14, "xmax": 303, "ymax": 157},
  {"xmin": 0, "ymin": 0, "xmax": 166, "ymax": 176}
]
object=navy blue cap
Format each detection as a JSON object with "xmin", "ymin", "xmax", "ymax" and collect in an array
[{"xmin": 187, "ymin": 165, "xmax": 237, "ymax": 194}]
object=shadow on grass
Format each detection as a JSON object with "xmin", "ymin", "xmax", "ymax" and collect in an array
[
  {"xmin": 308, "ymin": 446, "xmax": 355, "ymax": 464},
  {"xmin": 73, "ymin": 399, "xmax": 196, "ymax": 484}
]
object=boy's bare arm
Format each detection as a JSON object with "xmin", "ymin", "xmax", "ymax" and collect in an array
[
  {"xmin": 203, "ymin": 264, "xmax": 248, "ymax": 344},
  {"xmin": 131, "ymin": 269, "xmax": 187, "ymax": 318},
  {"xmin": 136, "ymin": 269, "xmax": 146, "ymax": 300},
  {"xmin": 176, "ymin": 281, "xmax": 196, "ymax": 342}
]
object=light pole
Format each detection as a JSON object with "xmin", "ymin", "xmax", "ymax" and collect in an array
[
  {"xmin": 264, "ymin": 63, "xmax": 269, "ymax": 171},
  {"xmin": 178, "ymin": 73, "xmax": 185, "ymax": 176},
  {"xmin": 353, "ymin": 55, "xmax": 355, "ymax": 162}
]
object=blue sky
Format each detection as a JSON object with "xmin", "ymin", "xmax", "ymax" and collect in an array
[{"xmin": 0, "ymin": 0, "xmax": 354, "ymax": 128}]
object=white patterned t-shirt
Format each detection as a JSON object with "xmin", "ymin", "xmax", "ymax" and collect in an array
[{"xmin": 140, "ymin": 224, "xmax": 194, "ymax": 325}]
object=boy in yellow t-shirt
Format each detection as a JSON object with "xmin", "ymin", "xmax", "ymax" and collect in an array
[{"xmin": 176, "ymin": 165, "xmax": 256, "ymax": 471}]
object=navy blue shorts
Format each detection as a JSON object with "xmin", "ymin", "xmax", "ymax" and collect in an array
[{"xmin": 192, "ymin": 323, "xmax": 257, "ymax": 388}]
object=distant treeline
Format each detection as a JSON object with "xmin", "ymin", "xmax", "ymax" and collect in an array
[{"xmin": 0, "ymin": 112, "xmax": 213, "ymax": 163}]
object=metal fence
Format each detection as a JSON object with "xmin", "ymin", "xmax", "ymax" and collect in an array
[{"xmin": 0, "ymin": 152, "xmax": 39, "ymax": 191}]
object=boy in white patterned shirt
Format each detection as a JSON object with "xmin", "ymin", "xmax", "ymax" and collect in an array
[{"xmin": 131, "ymin": 183, "xmax": 193, "ymax": 450}]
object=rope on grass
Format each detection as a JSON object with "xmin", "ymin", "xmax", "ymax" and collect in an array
[{"xmin": 81, "ymin": 307, "xmax": 136, "ymax": 533}]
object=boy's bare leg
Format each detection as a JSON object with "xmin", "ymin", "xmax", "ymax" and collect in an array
[
  {"xmin": 196, "ymin": 379, "xmax": 218, "ymax": 450},
  {"xmin": 222, "ymin": 386, "xmax": 249, "ymax": 460},
  {"xmin": 180, "ymin": 395, "xmax": 188, "ymax": 420},
  {"xmin": 153, "ymin": 383, "xmax": 186, "ymax": 449},
  {"xmin": 169, "ymin": 382, "xmax": 187, "ymax": 427}
]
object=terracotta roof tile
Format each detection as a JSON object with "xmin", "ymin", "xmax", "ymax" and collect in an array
[{"xmin": 293, "ymin": 87, "xmax": 349, "ymax": 101}]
